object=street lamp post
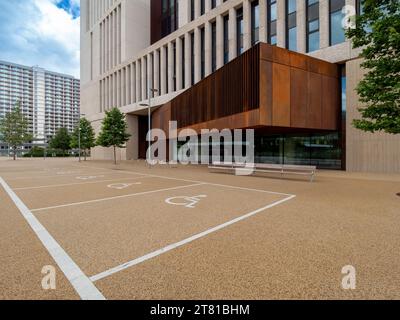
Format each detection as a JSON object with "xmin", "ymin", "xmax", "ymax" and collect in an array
[
  {"xmin": 78, "ymin": 113, "xmax": 86, "ymax": 162},
  {"xmin": 140, "ymin": 88, "xmax": 158, "ymax": 166}
]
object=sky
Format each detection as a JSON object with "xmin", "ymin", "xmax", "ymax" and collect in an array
[{"xmin": 0, "ymin": 0, "xmax": 80, "ymax": 78}]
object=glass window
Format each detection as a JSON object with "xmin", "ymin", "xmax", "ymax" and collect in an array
[
  {"xmin": 288, "ymin": 27, "xmax": 297, "ymax": 51},
  {"xmin": 236, "ymin": 8, "xmax": 244, "ymax": 56},
  {"xmin": 307, "ymin": 0, "xmax": 320, "ymax": 52},
  {"xmin": 211, "ymin": 22, "xmax": 217, "ymax": 72},
  {"xmin": 286, "ymin": 0, "xmax": 297, "ymax": 51},
  {"xmin": 330, "ymin": 0, "xmax": 346, "ymax": 45},
  {"xmin": 308, "ymin": 31, "xmax": 320, "ymax": 52},
  {"xmin": 251, "ymin": 0, "xmax": 260, "ymax": 45},
  {"xmin": 191, "ymin": 0, "xmax": 195, "ymax": 21},
  {"xmin": 255, "ymin": 133, "xmax": 342, "ymax": 169},
  {"xmin": 287, "ymin": 0, "xmax": 296, "ymax": 14},
  {"xmin": 191, "ymin": 33, "xmax": 195, "ymax": 85},
  {"xmin": 223, "ymin": 15, "xmax": 229, "ymax": 64},
  {"xmin": 181, "ymin": 37, "xmax": 185, "ymax": 88},
  {"xmin": 201, "ymin": 27, "xmax": 205, "ymax": 79},
  {"xmin": 268, "ymin": 0, "xmax": 277, "ymax": 45}
]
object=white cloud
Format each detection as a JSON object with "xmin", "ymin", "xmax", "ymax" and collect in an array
[{"xmin": 0, "ymin": 0, "xmax": 80, "ymax": 78}]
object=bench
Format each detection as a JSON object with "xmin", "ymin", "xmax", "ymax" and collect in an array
[{"xmin": 208, "ymin": 162, "xmax": 316, "ymax": 182}]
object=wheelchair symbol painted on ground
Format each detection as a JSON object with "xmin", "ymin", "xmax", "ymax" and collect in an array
[
  {"xmin": 165, "ymin": 195, "xmax": 207, "ymax": 209},
  {"xmin": 107, "ymin": 182, "xmax": 141, "ymax": 190}
]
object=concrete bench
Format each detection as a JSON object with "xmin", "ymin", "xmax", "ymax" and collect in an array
[{"xmin": 209, "ymin": 162, "xmax": 316, "ymax": 182}]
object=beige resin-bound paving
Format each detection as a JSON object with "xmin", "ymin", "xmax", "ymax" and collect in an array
[{"xmin": 1, "ymin": 158, "xmax": 400, "ymax": 300}]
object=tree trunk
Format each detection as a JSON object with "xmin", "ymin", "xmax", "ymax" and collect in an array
[
  {"xmin": 84, "ymin": 150, "xmax": 87, "ymax": 161},
  {"xmin": 113, "ymin": 146, "xmax": 116, "ymax": 165},
  {"xmin": 13, "ymin": 150, "xmax": 16, "ymax": 161}
]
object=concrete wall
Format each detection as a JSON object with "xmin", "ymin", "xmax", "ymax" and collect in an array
[{"xmin": 346, "ymin": 58, "xmax": 400, "ymax": 173}]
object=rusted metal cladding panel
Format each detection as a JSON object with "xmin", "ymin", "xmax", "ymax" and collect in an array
[
  {"xmin": 260, "ymin": 43, "xmax": 340, "ymax": 130},
  {"xmin": 152, "ymin": 102, "xmax": 172, "ymax": 137},
  {"xmin": 272, "ymin": 63, "xmax": 291, "ymax": 127},
  {"xmin": 170, "ymin": 45, "xmax": 260, "ymax": 129},
  {"xmin": 153, "ymin": 43, "xmax": 340, "ymax": 133},
  {"xmin": 290, "ymin": 68, "xmax": 308, "ymax": 128}
]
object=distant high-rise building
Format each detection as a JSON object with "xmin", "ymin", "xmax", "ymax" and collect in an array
[{"xmin": 0, "ymin": 60, "xmax": 80, "ymax": 153}]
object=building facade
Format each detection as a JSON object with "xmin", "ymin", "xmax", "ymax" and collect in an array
[
  {"xmin": 80, "ymin": 0, "xmax": 400, "ymax": 173},
  {"xmin": 0, "ymin": 60, "xmax": 80, "ymax": 154}
]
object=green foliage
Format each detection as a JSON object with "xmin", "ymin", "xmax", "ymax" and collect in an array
[
  {"xmin": 24, "ymin": 146, "xmax": 45, "ymax": 157},
  {"xmin": 346, "ymin": 0, "xmax": 400, "ymax": 134},
  {"xmin": 23, "ymin": 147, "xmax": 72, "ymax": 158},
  {"xmin": 71, "ymin": 118, "xmax": 96, "ymax": 160},
  {"xmin": 49, "ymin": 127, "xmax": 71, "ymax": 155},
  {"xmin": 0, "ymin": 102, "xmax": 33, "ymax": 160},
  {"xmin": 97, "ymin": 108, "xmax": 131, "ymax": 164}
]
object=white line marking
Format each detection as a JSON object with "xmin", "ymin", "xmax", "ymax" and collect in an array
[
  {"xmin": 0, "ymin": 177, "xmax": 105, "ymax": 300},
  {"xmin": 4, "ymin": 171, "xmax": 114, "ymax": 181},
  {"xmin": 75, "ymin": 164, "xmax": 294, "ymax": 197},
  {"xmin": 31, "ymin": 183, "xmax": 206, "ymax": 212},
  {"xmin": 90, "ymin": 194, "xmax": 296, "ymax": 282},
  {"xmin": 13, "ymin": 176, "xmax": 150, "ymax": 191}
]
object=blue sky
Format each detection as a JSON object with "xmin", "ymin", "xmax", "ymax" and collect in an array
[
  {"xmin": 0, "ymin": 0, "xmax": 80, "ymax": 78},
  {"xmin": 56, "ymin": 0, "xmax": 80, "ymax": 19}
]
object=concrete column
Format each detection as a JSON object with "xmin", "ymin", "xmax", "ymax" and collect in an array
[
  {"xmin": 216, "ymin": 14, "xmax": 224, "ymax": 69},
  {"xmin": 131, "ymin": 63, "xmax": 136, "ymax": 103},
  {"xmin": 167, "ymin": 42, "xmax": 174, "ymax": 93},
  {"xmin": 194, "ymin": 27, "xmax": 201, "ymax": 83},
  {"xmin": 195, "ymin": 0, "xmax": 201, "ymax": 19},
  {"xmin": 243, "ymin": 0, "xmax": 251, "ymax": 50},
  {"xmin": 121, "ymin": 69, "xmax": 126, "ymax": 107},
  {"xmin": 178, "ymin": 0, "xmax": 190, "ymax": 27},
  {"xmin": 105, "ymin": 78, "xmax": 108, "ymax": 110},
  {"xmin": 113, "ymin": 73, "xmax": 117, "ymax": 107},
  {"xmin": 109, "ymin": 75, "xmax": 112, "ymax": 109},
  {"xmin": 153, "ymin": 50, "xmax": 160, "ymax": 96},
  {"xmin": 126, "ymin": 65, "xmax": 131, "ymax": 104},
  {"xmin": 320, "ymin": 0, "xmax": 330, "ymax": 49},
  {"xmin": 297, "ymin": 0, "xmax": 306, "ymax": 53},
  {"xmin": 99, "ymin": 80, "xmax": 103, "ymax": 112},
  {"xmin": 277, "ymin": 0, "xmax": 286, "ymax": 48},
  {"xmin": 100, "ymin": 23, "xmax": 103, "ymax": 74},
  {"xmin": 135, "ymin": 61, "xmax": 141, "ymax": 102},
  {"xmin": 176, "ymin": 37, "xmax": 183, "ymax": 90},
  {"xmin": 205, "ymin": 21, "xmax": 212, "ymax": 76},
  {"xmin": 147, "ymin": 53, "xmax": 153, "ymax": 95},
  {"xmin": 205, "ymin": 0, "xmax": 211, "ymax": 12},
  {"xmin": 259, "ymin": 0, "xmax": 267, "ymax": 43},
  {"xmin": 184, "ymin": 33, "xmax": 191, "ymax": 89},
  {"xmin": 160, "ymin": 46, "xmax": 167, "ymax": 95},
  {"xmin": 228, "ymin": 8, "xmax": 237, "ymax": 62},
  {"xmin": 141, "ymin": 57, "xmax": 147, "ymax": 100},
  {"xmin": 116, "ymin": 5, "xmax": 120, "ymax": 65},
  {"xmin": 107, "ymin": 16, "xmax": 111, "ymax": 70},
  {"xmin": 116, "ymin": 70, "xmax": 120, "ymax": 107}
]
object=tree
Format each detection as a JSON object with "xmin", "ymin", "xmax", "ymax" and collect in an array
[
  {"xmin": 346, "ymin": 0, "xmax": 400, "ymax": 134},
  {"xmin": 50, "ymin": 128, "xmax": 71, "ymax": 156},
  {"xmin": 0, "ymin": 103, "xmax": 33, "ymax": 160},
  {"xmin": 71, "ymin": 118, "xmax": 96, "ymax": 161},
  {"xmin": 97, "ymin": 107, "xmax": 131, "ymax": 165}
]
